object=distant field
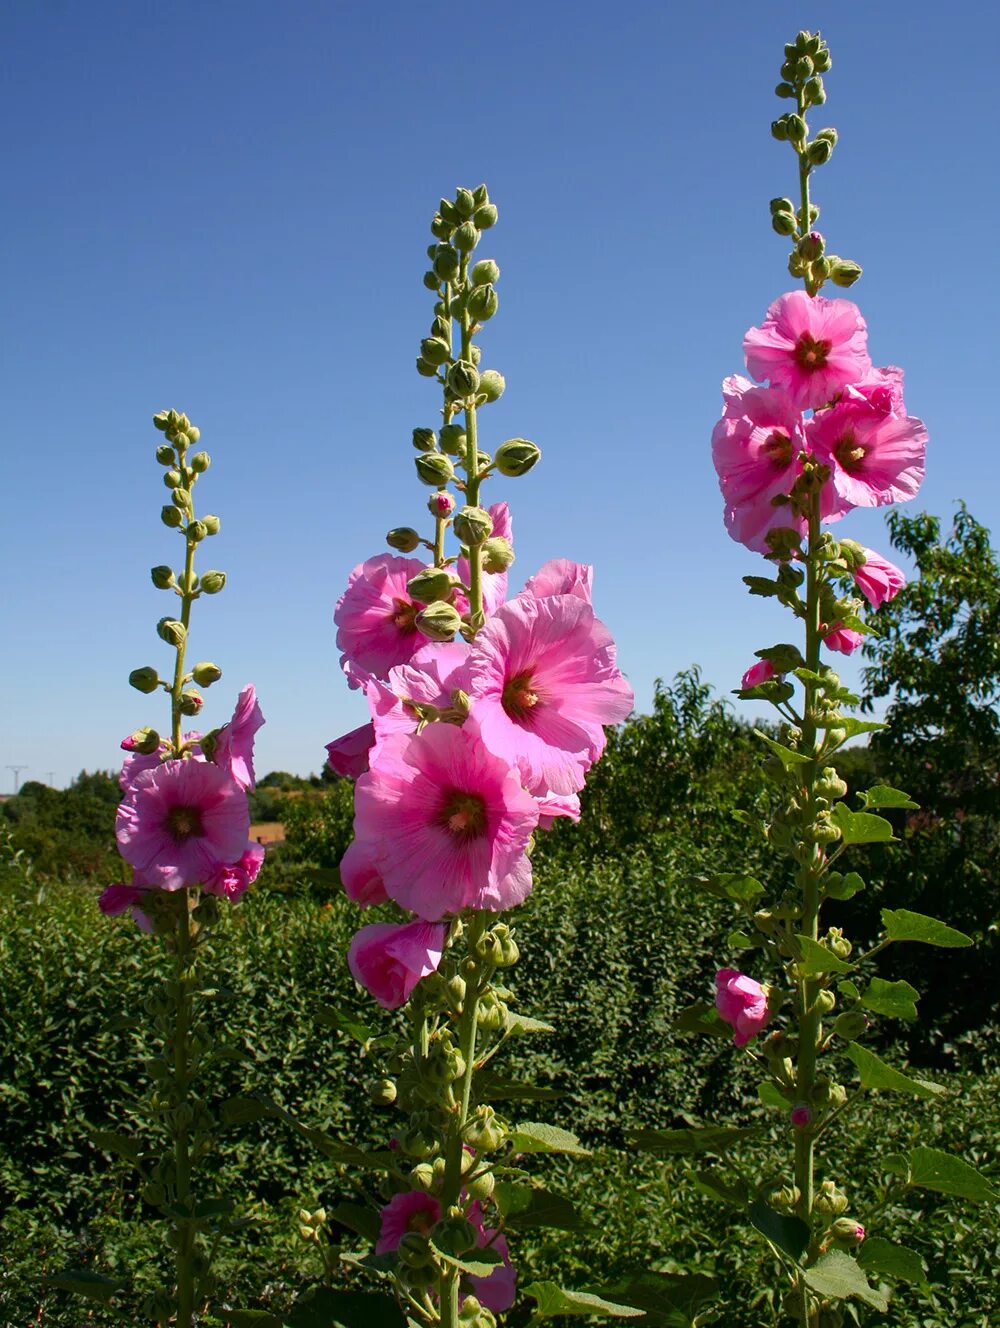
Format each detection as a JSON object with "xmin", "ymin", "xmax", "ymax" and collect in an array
[{"xmin": 249, "ymin": 821, "xmax": 285, "ymax": 843}]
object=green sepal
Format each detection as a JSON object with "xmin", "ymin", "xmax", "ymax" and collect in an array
[
  {"xmin": 794, "ymin": 934, "xmax": 853, "ymax": 975},
  {"xmin": 803, "ymin": 1249, "xmax": 888, "ymax": 1311},
  {"xmin": 880, "ymin": 908, "xmax": 973, "ymax": 947},
  {"xmin": 523, "ymin": 1281, "xmax": 644, "ymax": 1320},
  {"xmin": 858, "ymin": 784, "xmax": 918, "ymax": 810},
  {"xmin": 508, "ymin": 1122, "xmax": 590, "ymax": 1157},
  {"xmin": 754, "ymin": 731, "xmax": 809, "ymax": 767},
  {"xmin": 748, "ymin": 1199, "xmax": 809, "ymax": 1261},
  {"xmin": 628, "ymin": 1125, "xmax": 756, "ymax": 1156},
  {"xmin": 860, "ymin": 977, "xmax": 920, "ymax": 1021},
  {"xmin": 758, "ymin": 1081, "xmax": 790, "ymax": 1110},
  {"xmin": 843, "ymin": 1043, "xmax": 946, "ymax": 1099},
  {"xmin": 493, "ymin": 1182, "xmax": 586, "ymax": 1230},
  {"xmin": 857, "ymin": 1237, "xmax": 928, "ymax": 1287},
  {"xmin": 830, "ymin": 803, "xmax": 896, "ymax": 844}
]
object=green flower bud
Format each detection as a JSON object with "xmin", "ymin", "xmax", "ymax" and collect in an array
[
  {"xmin": 830, "ymin": 1217, "xmax": 865, "ymax": 1246},
  {"xmin": 454, "ymin": 221, "xmax": 480, "ymax": 253},
  {"xmin": 126, "ymin": 726, "xmax": 161, "ymax": 755},
  {"xmin": 190, "ymin": 451, "xmax": 210, "ymax": 473},
  {"xmin": 798, "ymin": 231, "xmax": 825, "ymax": 260},
  {"xmin": 153, "ymin": 410, "xmax": 172, "ymax": 432},
  {"xmin": 412, "ymin": 427, "xmax": 437, "ymax": 453},
  {"xmin": 794, "ymin": 29, "xmax": 812, "ymax": 50},
  {"xmin": 814, "ymin": 1180, "xmax": 849, "ymax": 1216},
  {"xmin": 431, "ymin": 1214, "xmax": 477, "ymax": 1256},
  {"xmin": 788, "ymin": 252, "xmax": 807, "ymax": 277},
  {"xmin": 150, "ymin": 565, "xmax": 176, "ymax": 590},
  {"xmin": 439, "ymin": 198, "xmax": 459, "ymax": 224},
  {"xmin": 770, "ymin": 196, "xmax": 796, "ymax": 216},
  {"xmin": 472, "ymin": 183, "xmax": 489, "ymax": 206},
  {"xmin": 410, "ymin": 1162, "xmax": 435, "ymax": 1191},
  {"xmin": 129, "ymin": 666, "xmax": 161, "ymax": 694},
  {"xmin": 771, "ymin": 118, "xmax": 790, "ymax": 142},
  {"xmin": 199, "ymin": 570, "xmax": 227, "ymax": 594},
  {"xmin": 415, "ymin": 453, "xmax": 455, "ymax": 487},
  {"xmin": 387, "ymin": 526, "xmax": 422, "ymax": 553},
  {"xmin": 408, "ymin": 567, "xmax": 459, "ymax": 603},
  {"xmin": 469, "ymin": 344, "xmax": 482, "ymax": 366},
  {"xmin": 398, "ymin": 1124, "xmax": 438, "ymax": 1159},
  {"xmin": 421, "ymin": 336, "xmax": 451, "ymax": 366},
  {"xmin": 430, "ymin": 315, "xmax": 450, "ymax": 340},
  {"xmin": 830, "ymin": 258, "xmax": 862, "ymax": 288},
  {"xmin": 155, "ymin": 443, "xmax": 175, "ymax": 465},
  {"xmin": 163, "ymin": 469, "xmax": 182, "ymax": 489},
  {"xmin": 476, "ymin": 449, "xmax": 492, "ymax": 472},
  {"xmin": 466, "ymin": 1170, "xmax": 495, "ymax": 1201},
  {"xmin": 786, "ymin": 114, "xmax": 807, "ymax": 143},
  {"xmin": 204, "ymin": 514, "xmax": 221, "ymax": 536},
  {"xmin": 481, "ymin": 536, "xmax": 515, "ymax": 573},
  {"xmin": 772, "ymin": 211, "xmax": 797, "ymax": 237},
  {"xmin": 447, "ymin": 974, "xmax": 467, "ymax": 1007},
  {"xmin": 805, "ymin": 76, "xmax": 826, "ymax": 105},
  {"xmin": 833, "ymin": 1010, "xmax": 868, "ymax": 1041},
  {"xmin": 471, "ymin": 258, "xmax": 500, "ymax": 286},
  {"xmin": 495, "ymin": 438, "xmax": 541, "ymax": 477},
  {"xmin": 179, "ymin": 689, "xmax": 203, "ymax": 717},
  {"xmin": 795, "ymin": 55, "xmax": 814, "ymax": 79},
  {"xmin": 368, "ymin": 1077, "xmax": 397, "ymax": 1106},
  {"xmin": 447, "ymin": 360, "xmax": 481, "ymax": 398},
  {"xmin": 422, "ymin": 270, "xmax": 440, "ymax": 292},
  {"xmin": 191, "ymin": 661, "xmax": 222, "ymax": 687},
  {"xmin": 432, "ymin": 246, "xmax": 461, "ymax": 284},
  {"xmin": 416, "ymin": 601, "xmax": 462, "ymax": 641},
  {"xmin": 186, "ymin": 426, "xmax": 200, "ymax": 443},
  {"xmin": 467, "ymin": 284, "xmax": 498, "ymax": 321},
  {"xmin": 416, "ymin": 356, "xmax": 439, "ymax": 378},
  {"xmin": 813, "ymin": 47, "xmax": 832, "ymax": 72},
  {"xmin": 157, "ymin": 618, "xmax": 187, "ymax": 648},
  {"xmin": 806, "ymin": 138, "xmax": 833, "ymax": 166},
  {"xmin": 398, "ymin": 1231, "xmax": 432, "ymax": 1267},
  {"xmin": 188, "ymin": 519, "xmax": 207, "ymax": 542},
  {"xmin": 431, "ymin": 212, "xmax": 453, "ymax": 240},
  {"xmin": 439, "ymin": 423, "xmax": 467, "ymax": 455},
  {"xmin": 454, "ymin": 187, "xmax": 476, "ymax": 218},
  {"xmin": 775, "ymin": 81, "xmax": 795, "ymax": 98},
  {"xmin": 453, "ymin": 506, "xmax": 493, "ymax": 545},
  {"xmin": 827, "ymin": 928, "xmax": 852, "ymax": 960},
  {"xmin": 171, "ymin": 487, "xmax": 191, "ymax": 509},
  {"xmin": 813, "ymin": 988, "xmax": 836, "ymax": 1016},
  {"xmin": 473, "ymin": 203, "xmax": 498, "ymax": 229}
]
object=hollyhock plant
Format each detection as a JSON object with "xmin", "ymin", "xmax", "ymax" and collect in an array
[
  {"xmin": 348, "ymin": 920, "xmax": 448, "ymax": 1009},
  {"xmin": 743, "ymin": 288, "xmax": 870, "ymax": 410}
]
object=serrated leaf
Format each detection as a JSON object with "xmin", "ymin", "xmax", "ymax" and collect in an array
[
  {"xmin": 727, "ymin": 930, "xmax": 754, "ymax": 950},
  {"xmin": 858, "ymin": 784, "xmax": 918, "ymax": 810},
  {"xmin": 693, "ymin": 1169, "xmax": 750, "ymax": 1207},
  {"xmin": 509, "ymin": 1122, "xmax": 590, "ymax": 1157},
  {"xmin": 523, "ymin": 1281, "xmax": 644, "ymax": 1319},
  {"xmin": 672, "ymin": 1001, "xmax": 731, "ymax": 1040},
  {"xmin": 493, "ymin": 1182, "xmax": 585, "ymax": 1230},
  {"xmin": 221, "ymin": 1095, "xmax": 276, "ymax": 1126},
  {"xmin": 688, "ymin": 872, "xmax": 766, "ymax": 903},
  {"xmin": 819, "ymin": 717, "xmax": 887, "ymax": 739},
  {"xmin": 45, "ymin": 1270, "xmax": 127, "ymax": 1303},
  {"xmin": 748, "ymin": 1199, "xmax": 809, "ymax": 1261},
  {"xmin": 830, "ymin": 803, "xmax": 896, "ymax": 845},
  {"xmin": 754, "ymin": 731, "xmax": 809, "ymax": 766},
  {"xmin": 860, "ymin": 978, "xmax": 920, "ymax": 1021},
  {"xmin": 757, "ymin": 1082, "xmax": 789, "ymax": 1110},
  {"xmin": 628, "ymin": 1126, "xmax": 755, "ymax": 1156},
  {"xmin": 504, "ymin": 1012, "xmax": 555, "ymax": 1037},
  {"xmin": 429, "ymin": 1235, "xmax": 503, "ymax": 1277},
  {"xmin": 743, "ymin": 575, "xmax": 780, "ymax": 598},
  {"xmin": 905, "ymin": 1146, "xmax": 997, "ymax": 1204},
  {"xmin": 880, "ymin": 909, "xmax": 973, "ymax": 948},
  {"xmin": 843, "ymin": 1044, "xmax": 946, "ymax": 1099},
  {"xmin": 287, "ymin": 1289, "xmax": 406, "ymax": 1328},
  {"xmin": 594, "ymin": 1272, "xmax": 719, "ymax": 1326},
  {"xmin": 803, "ymin": 1249, "xmax": 888, "ymax": 1311},
  {"xmin": 476, "ymin": 1071, "xmax": 561, "ymax": 1101},
  {"xmin": 315, "ymin": 1004, "xmax": 376, "ymax": 1044},
  {"xmin": 330, "ymin": 1202, "xmax": 381, "ymax": 1242},
  {"xmin": 90, "ymin": 1131, "xmax": 140, "ymax": 1165},
  {"xmin": 857, "ymin": 1237, "xmax": 927, "ymax": 1286},
  {"xmin": 794, "ymin": 935, "xmax": 854, "ymax": 975}
]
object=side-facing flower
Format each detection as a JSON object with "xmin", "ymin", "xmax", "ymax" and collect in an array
[
  {"xmin": 807, "ymin": 400, "xmax": 927, "ymax": 517},
  {"xmin": 715, "ymin": 968, "xmax": 771, "ymax": 1046},
  {"xmin": 741, "ymin": 659, "xmax": 777, "ymax": 689},
  {"xmin": 203, "ymin": 841, "xmax": 266, "ymax": 902},
  {"xmin": 213, "ymin": 684, "xmax": 265, "ymax": 791},
  {"xmin": 852, "ymin": 547, "xmax": 906, "ymax": 609},
  {"xmin": 326, "ymin": 722, "xmax": 376, "ymax": 779},
  {"xmin": 335, "ymin": 553, "xmax": 429, "ymax": 690},
  {"xmin": 466, "ymin": 1201, "xmax": 517, "ymax": 1313},
  {"xmin": 743, "ymin": 290, "xmax": 871, "ymax": 410},
  {"xmin": 823, "ymin": 625, "xmax": 864, "ymax": 655},
  {"xmin": 375, "ymin": 1190, "xmax": 441, "ymax": 1253},
  {"xmin": 348, "ymin": 919, "xmax": 448, "ymax": 1009}
]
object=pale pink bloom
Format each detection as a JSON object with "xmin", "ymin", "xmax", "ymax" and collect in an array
[
  {"xmin": 375, "ymin": 1191, "xmax": 441, "ymax": 1253},
  {"xmin": 457, "ymin": 502, "xmax": 514, "ymax": 617},
  {"xmin": 853, "ymin": 548, "xmax": 906, "ymax": 609},
  {"xmin": 711, "ymin": 376, "xmax": 809, "ymax": 552},
  {"xmin": 743, "ymin": 290, "xmax": 871, "ymax": 410},
  {"xmin": 467, "ymin": 1201, "xmax": 517, "ymax": 1313},
  {"xmin": 824, "ymin": 626, "xmax": 864, "ymax": 655},
  {"xmin": 807, "ymin": 401, "xmax": 927, "ymax": 517},
  {"xmin": 366, "ymin": 642, "xmax": 471, "ymax": 760},
  {"xmin": 715, "ymin": 968, "xmax": 770, "ymax": 1046},
  {"xmin": 203, "ymin": 842, "xmax": 265, "ymax": 902},
  {"xmin": 116, "ymin": 759, "xmax": 250, "ymax": 891},
  {"xmin": 521, "ymin": 558, "xmax": 593, "ymax": 604},
  {"xmin": 348, "ymin": 919, "xmax": 448, "ymax": 1009},
  {"xmin": 325, "ymin": 722, "xmax": 375, "ymax": 779},
  {"xmin": 213, "ymin": 684, "xmax": 265, "ymax": 791},
  {"xmin": 99, "ymin": 881, "xmax": 145, "ymax": 916},
  {"xmin": 465, "ymin": 595, "xmax": 634, "ymax": 795},
  {"xmin": 339, "ymin": 837, "xmax": 389, "ymax": 907},
  {"xmin": 353, "ymin": 724, "xmax": 539, "ymax": 918},
  {"xmin": 536, "ymin": 791, "xmax": 581, "ymax": 830},
  {"xmin": 335, "ymin": 553, "xmax": 428, "ymax": 690},
  {"xmin": 741, "ymin": 660, "xmax": 777, "ymax": 690}
]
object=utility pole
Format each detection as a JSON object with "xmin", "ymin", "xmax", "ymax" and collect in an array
[
  {"xmin": 45, "ymin": 771, "xmax": 55, "ymax": 787},
  {"xmin": 6, "ymin": 766, "xmax": 27, "ymax": 794}
]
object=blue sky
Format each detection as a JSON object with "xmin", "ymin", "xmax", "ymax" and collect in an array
[{"xmin": 3, "ymin": 1, "xmax": 998, "ymax": 789}]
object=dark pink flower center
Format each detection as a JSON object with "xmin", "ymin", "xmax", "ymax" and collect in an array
[
  {"xmin": 761, "ymin": 430, "xmax": 793, "ymax": 467},
  {"xmin": 502, "ymin": 670, "xmax": 540, "ymax": 723},
  {"xmin": 165, "ymin": 804, "xmax": 204, "ymax": 842},
  {"xmin": 389, "ymin": 597, "xmax": 419, "ymax": 635},
  {"xmin": 833, "ymin": 432, "xmax": 867, "ymax": 472},
  {"xmin": 437, "ymin": 789, "xmax": 488, "ymax": 840},
  {"xmin": 793, "ymin": 332, "xmax": 832, "ymax": 372}
]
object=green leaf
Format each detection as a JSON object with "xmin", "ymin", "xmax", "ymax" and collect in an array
[
  {"xmin": 837, "ymin": 980, "xmax": 860, "ymax": 1001},
  {"xmin": 523, "ymin": 1281, "xmax": 644, "ymax": 1320},
  {"xmin": 802, "ymin": 1249, "xmax": 888, "ymax": 1311},
  {"xmin": 858, "ymin": 784, "xmax": 919, "ymax": 810},
  {"xmin": 429, "ymin": 1235, "xmax": 503, "ymax": 1278},
  {"xmin": 220, "ymin": 1095, "xmax": 276, "ymax": 1126},
  {"xmin": 509, "ymin": 1122, "xmax": 590, "ymax": 1157},
  {"xmin": 687, "ymin": 872, "xmax": 765, "ymax": 903},
  {"xmin": 693, "ymin": 1169, "xmax": 750, "ymax": 1207},
  {"xmin": 857, "ymin": 1237, "xmax": 927, "ymax": 1286},
  {"xmin": 860, "ymin": 977, "xmax": 920, "ymax": 1021},
  {"xmin": 195, "ymin": 1197, "xmax": 235, "ymax": 1219},
  {"xmin": 880, "ymin": 908, "xmax": 973, "ymax": 948},
  {"xmin": 830, "ymin": 803, "xmax": 896, "ymax": 845},
  {"xmin": 748, "ymin": 1199, "xmax": 809, "ymax": 1262},
  {"xmin": 90, "ymin": 1131, "xmax": 140, "ymax": 1165},
  {"xmin": 794, "ymin": 935, "xmax": 854, "ymax": 975},
  {"xmin": 45, "ymin": 1270, "xmax": 127, "ymax": 1303},
  {"xmin": 504, "ymin": 1012, "xmax": 555, "ymax": 1037},
  {"xmin": 315, "ymin": 1004, "xmax": 376, "ymax": 1044},
  {"xmin": 744, "ymin": 575, "xmax": 780, "ymax": 599},
  {"xmin": 225, "ymin": 1313, "xmax": 284, "ymax": 1328},
  {"xmin": 827, "ymin": 871, "xmax": 865, "ymax": 900},
  {"xmin": 819, "ymin": 717, "xmax": 887, "ymax": 739},
  {"xmin": 627, "ymin": 1125, "xmax": 755, "ymax": 1156},
  {"xmin": 594, "ymin": 1272, "xmax": 719, "ymax": 1327},
  {"xmin": 476, "ymin": 1071, "xmax": 561, "ymax": 1101},
  {"xmin": 757, "ymin": 1082, "xmax": 790, "ymax": 1110},
  {"xmin": 286, "ymin": 1289, "xmax": 406, "ymax": 1328},
  {"xmin": 727, "ymin": 930, "xmax": 754, "ymax": 950},
  {"xmin": 672, "ymin": 1001, "xmax": 731, "ymax": 1040},
  {"xmin": 843, "ymin": 1044, "xmax": 946, "ymax": 1099},
  {"xmin": 329, "ymin": 1202, "xmax": 381, "ymax": 1242},
  {"xmin": 493, "ymin": 1182, "xmax": 585, "ymax": 1230},
  {"xmin": 754, "ymin": 731, "xmax": 809, "ymax": 766},
  {"xmin": 905, "ymin": 1145, "xmax": 997, "ymax": 1204}
]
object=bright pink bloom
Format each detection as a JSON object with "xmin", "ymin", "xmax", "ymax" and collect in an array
[
  {"xmin": 807, "ymin": 401, "xmax": 927, "ymax": 517},
  {"xmin": 458, "ymin": 502, "xmax": 513, "ymax": 617},
  {"xmin": 465, "ymin": 595, "xmax": 634, "ymax": 795},
  {"xmin": 116, "ymin": 759, "xmax": 250, "ymax": 891},
  {"xmin": 853, "ymin": 548, "xmax": 906, "ymax": 609},
  {"xmin": 335, "ymin": 553, "xmax": 428, "ymax": 690},
  {"xmin": 348, "ymin": 919, "xmax": 448, "ymax": 1009},
  {"xmin": 467, "ymin": 1202, "xmax": 517, "ymax": 1313},
  {"xmin": 325, "ymin": 722, "xmax": 375, "ymax": 779},
  {"xmin": 352, "ymin": 724, "xmax": 539, "ymax": 918},
  {"xmin": 715, "ymin": 968, "xmax": 770, "ymax": 1046},
  {"xmin": 429, "ymin": 491, "xmax": 455, "ymax": 518},
  {"xmin": 711, "ymin": 376, "xmax": 808, "ymax": 552},
  {"xmin": 521, "ymin": 558, "xmax": 593, "ymax": 605},
  {"xmin": 339, "ymin": 837, "xmax": 389, "ymax": 907},
  {"xmin": 99, "ymin": 881, "xmax": 145, "ymax": 916},
  {"xmin": 366, "ymin": 642, "xmax": 471, "ymax": 760},
  {"xmin": 824, "ymin": 626, "xmax": 863, "ymax": 655},
  {"xmin": 375, "ymin": 1191, "xmax": 441, "ymax": 1253},
  {"xmin": 213, "ymin": 684, "xmax": 264, "ymax": 791},
  {"xmin": 741, "ymin": 659, "xmax": 777, "ymax": 690},
  {"xmin": 203, "ymin": 842, "xmax": 265, "ymax": 902},
  {"xmin": 840, "ymin": 365, "xmax": 905, "ymax": 417},
  {"xmin": 743, "ymin": 290, "xmax": 871, "ymax": 410}
]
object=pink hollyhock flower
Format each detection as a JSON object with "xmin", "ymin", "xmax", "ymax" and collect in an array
[
  {"xmin": 99, "ymin": 880, "xmax": 145, "ymax": 916},
  {"xmin": 824, "ymin": 626, "xmax": 863, "ymax": 655},
  {"xmin": 790, "ymin": 1104, "xmax": 812, "ymax": 1128},
  {"xmin": 807, "ymin": 401, "xmax": 927, "ymax": 517},
  {"xmin": 853, "ymin": 548, "xmax": 906, "ymax": 609},
  {"xmin": 741, "ymin": 659, "xmax": 777, "ymax": 690},
  {"xmin": 711, "ymin": 376, "xmax": 809, "ymax": 552},
  {"xmin": 348, "ymin": 919, "xmax": 448, "ymax": 1009},
  {"xmin": 353, "ymin": 723, "xmax": 539, "ymax": 918},
  {"xmin": 465, "ymin": 595, "xmax": 633, "ymax": 795},
  {"xmin": 366, "ymin": 642, "xmax": 471, "ymax": 760},
  {"xmin": 335, "ymin": 553, "xmax": 428, "ymax": 690},
  {"xmin": 203, "ymin": 842, "xmax": 265, "ymax": 902},
  {"xmin": 325, "ymin": 722, "xmax": 375, "ymax": 779},
  {"xmin": 840, "ymin": 365, "xmax": 906, "ymax": 417},
  {"xmin": 119, "ymin": 731, "xmax": 203, "ymax": 791},
  {"xmin": 375, "ymin": 1191, "xmax": 441, "ymax": 1254},
  {"xmin": 521, "ymin": 558, "xmax": 593, "ymax": 604},
  {"xmin": 458, "ymin": 502, "xmax": 513, "ymax": 617},
  {"xmin": 715, "ymin": 968, "xmax": 770, "ymax": 1046},
  {"xmin": 339, "ymin": 837, "xmax": 389, "ymax": 907},
  {"xmin": 117, "ymin": 759, "xmax": 250, "ymax": 891},
  {"xmin": 743, "ymin": 290, "xmax": 871, "ymax": 410},
  {"xmin": 466, "ymin": 1201, "xmax": 517, "ymax": 1313},
  {"xmin": 536, "ymin": 792, "xmax": 581, "ymax": 830},
  {"xmin": 213, "ymin": 684, "xmax": 265, "ymax": 791}
]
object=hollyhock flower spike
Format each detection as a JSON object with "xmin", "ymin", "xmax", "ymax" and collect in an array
[
  {"xmin": 743, "ymin": 290, "xmax": 871, "ymax": 410},
  {"xmin": 348, "ymin": 920, "xmax": 448, "ymax": 1009}
]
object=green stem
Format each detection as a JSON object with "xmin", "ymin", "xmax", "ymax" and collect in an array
[
  {"xmin": 459, "ymin": 259, "xmax": 484, "ymax": 631},
  {"xmin": 170, "ymin": 460, "xmax": 198, "ymax": 753},
  {"xmin": 796, "ymin": 85, "xmax": 815, "ymax": 296},
  {"xmin": 173, "ymin": 898, "xmax": 196, "ymax": 1328}
]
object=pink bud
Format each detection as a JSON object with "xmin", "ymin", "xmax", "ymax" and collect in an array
[
  {"xmin": 790, "ymin": 1104, "xmax": 812, "ymax": 1128},
  {"xmin": 741, "ymin": 659, "xmax": 777, "ymax": 689}
]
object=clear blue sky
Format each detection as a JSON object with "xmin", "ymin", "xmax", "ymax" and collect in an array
[{"xmin": 4, "ymin": 1, "xmax": 998, "ymax": 789}]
